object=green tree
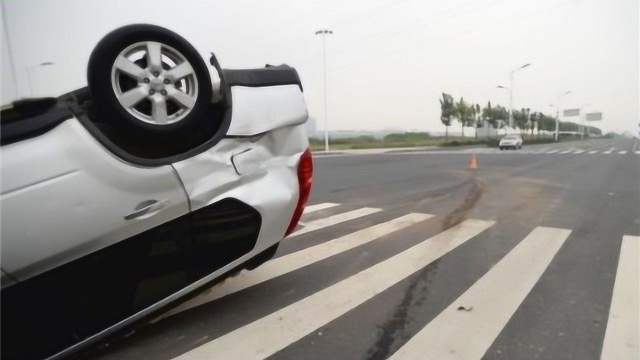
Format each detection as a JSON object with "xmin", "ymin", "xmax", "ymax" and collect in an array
[
  {"xmin": 537, "ymin": 113, "xmax": 556, "ymax": 135},
  {"xmin": 439, "ymin": 93, "xmax": 456, "ymax": 142},
  {"xmin": 530, "ymin": 112, "xmax": 541, "ymax": 137},
  {"xmin": 491, "ymin": 105, "xmax": 508, "ymax": 128},
  {"xmin": 513, "ymin": 108, "xmax": 529, "ymax": 131},
  {"xmin": 456, "ymin": 97, "xmax": 473, "ymax": 137},
  {"xmin": 473, "ymin": 103, "xmax": 482, "ymax": 138},
  {"xmin": 482, "ymin": 101, "xmax": 497, "ymax": 129},
  {"xmin": 469, "ymin": 103, "xmax": 476, "ymax": 138}
]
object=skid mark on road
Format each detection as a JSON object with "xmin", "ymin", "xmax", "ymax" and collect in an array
[
  {"xmin": 367, "ymin": 260, "xmax": 441, "ymax": 360},
  {"xmin": 441, "ymin": 177, "xmax": 485, "ymax": 230}
]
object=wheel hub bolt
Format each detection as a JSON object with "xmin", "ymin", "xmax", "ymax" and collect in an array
[
  {"xmin": 153, "ymin": 71, "xmax": 160, "ymax": 77},
  {"xmin": 143, "ymin": 78, "xmax": 150, "ymax": 83},
  {"xmin": 149, "ymin": 89, "xmax": 155, "ymax": 95},
  {"xmin": 163, "ymin": 79, "xmax": 170, "ymax": 85},
  {"xmin": 160, "ymin": 89, "xmax": 167, "ymax": 96}
]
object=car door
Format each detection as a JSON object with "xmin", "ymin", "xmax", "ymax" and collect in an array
[{"xmin": 0, "ymin": 118, "xmax": 190, "ymax": 282}]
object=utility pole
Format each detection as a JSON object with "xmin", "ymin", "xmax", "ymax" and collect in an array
[
  {"xmin": 315, "ymin": 29, "xmax": 333, "ymax": 153},
  {"xmin": 555, "ymin": 90, "xmax": 572, "ymax": 141},
  {"xmin": 507, "ymin": 63, "xmax": 531, "ymax": 129}
]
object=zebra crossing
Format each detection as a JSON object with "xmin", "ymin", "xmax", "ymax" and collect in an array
[
  {"xmin": 149, "ymin": 203, "xmax": 638, "ymax": 360},
  {"xmin": 390, "ymin": 147, "xmax": 640, "ymax": 156}
]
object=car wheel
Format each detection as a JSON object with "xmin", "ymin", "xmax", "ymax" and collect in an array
[
  {"xmin": 499, "ymin": 147, "xmax": 503, "ymax": 150},
  {"xmin": 88, "ymin": 24, "xmax": 213, "ymax": 138}
]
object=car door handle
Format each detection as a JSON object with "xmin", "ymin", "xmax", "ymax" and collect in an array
[{"xmin": 124, "ymin": 199, "xmax": 165, "ymax": 220}]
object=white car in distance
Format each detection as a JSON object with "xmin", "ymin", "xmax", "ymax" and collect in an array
[{"xmin": 499, "ymin": 134, "xmax": 523, "ymax": 150}]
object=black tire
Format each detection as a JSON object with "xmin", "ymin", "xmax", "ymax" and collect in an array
[{"xmin": 88, "ymin": 24, "xmax": 212, "ymax": 138}]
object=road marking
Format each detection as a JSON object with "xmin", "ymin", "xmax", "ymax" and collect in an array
[
  {"xmin": 618, "ymin": 151, "xmax": 627, "ymax": 155},
  {"xmin": 589, "ymin": 150, "xmax": 599, "ymax": 154},
  {"xmin": 573, "ymin": 149, "xmax": 585, "ymax": 154},
  {"xmin": 175, "ymin": 219, "xmax": 495, "ymax": 360},
  {"xmin": 156, "ymin": 213, "xmax": 433, "ymax": 320},
  {"xmin": 303, "ymin": 202, "xmax": 339, "ymax": 214},
  {"xmin": 604, "ymin": 147, "xmax": 615, "ymax": 154},
  {"xmin": 559, "ymin": 149, "xmax": 574, "ymax": 154},
  {"xmin": 600, "ymin": 235, "xmax": 639, "ymax": 360},
  {"xmin": 545, "ymin": 149, "xmax": 559, "ymax": 154},
  {"xmin": 289, "ymin": 207, "xmax": 381, "ymax": 237},
  {"xmin": 635, "ymin": 151, "xmax": 640, "ymax": 155},
  {"xmin": 390, "ymin": 227, "xmax": 571, "ymax": 360}
]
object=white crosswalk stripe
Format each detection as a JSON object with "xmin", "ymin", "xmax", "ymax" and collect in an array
[
  {"xmin": 390, "ymin": 227, "xmax": 571, "ymax": 360},
  {"xmin": 303, "ymin": 202, "xmax": 339, "ymax": 214},
  {"xmin": 600, "ymin": 236, "xmax": 639, "ymax": 360},
  {"xmin": 156, "ymin": 213, "xmax": 433, "ymax": 320},
  {"xmin": 174, "ymin": 219, "xmax": 495, "ymax": 360},
  {"xmin": 290, "ymin": 207, "xmax": 381, "ymax": 236},
  {"xmin": 142, "ymin": 201, "xmax": 637, "ymax": 360},
  {"xmin": 635, "ymin": 151, "xmax": 640, "ymax": 155},
  {"xmin": 384, "ymin": 147, "xmax": 632, "ymax": 156}
]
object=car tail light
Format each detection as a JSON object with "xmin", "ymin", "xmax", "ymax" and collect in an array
[{"xmin": 285, "ymin": 149, "xmax": 313, "ymax": 236}]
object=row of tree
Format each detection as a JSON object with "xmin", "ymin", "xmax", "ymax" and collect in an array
[{"xmin": 439, "ymin": 93, "xmax": 600, "ymax": 140}]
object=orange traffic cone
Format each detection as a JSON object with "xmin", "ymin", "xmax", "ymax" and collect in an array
[{"xmin": 469, "ymin": 153, "xmax": 478, "ymax": 170}]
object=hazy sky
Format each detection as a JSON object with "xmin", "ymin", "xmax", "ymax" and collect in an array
[{"xmin": 2, "ymin": 0, "xmax": 638, "ymax": 133}]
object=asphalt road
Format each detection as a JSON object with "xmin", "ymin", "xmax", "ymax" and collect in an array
[{"xmin": 90, "ymin": 136, "xmax": 639, "ymax": 360}]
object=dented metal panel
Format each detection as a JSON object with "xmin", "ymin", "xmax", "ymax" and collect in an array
[{"xmin": 172, "ymin": 123, "xmax": 309, "ymax": 253}]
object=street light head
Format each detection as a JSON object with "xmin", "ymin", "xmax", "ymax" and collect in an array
[
  {"xmin": 40, "ymin": 62, "xmax": 54, "ymax": 66},
  {"xmin": 497, "ymin": 85, "xmax": 508, "ymax": 89},
  {"xmin": 315, "ymin": 29, "xmax": 333, "ymax": 35},
  {"xmin": 521, "ymin": 63, "xmax": 531, "ymax": 69}
]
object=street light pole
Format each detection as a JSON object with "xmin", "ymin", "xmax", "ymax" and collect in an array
[
  {"xmin": 315, "ymin": 29, "xmax": 333, "ymax": 153},
  {"xmin": 555, "ymin": 90, "xmax": 572, "ymax": 142},
  {"xmin": 507, "ymin": 63, "xmax": 531, "ymax": 129},
  {"xmin": 26, "ymin": 61, "xmax": 55, "ymax": 96}
]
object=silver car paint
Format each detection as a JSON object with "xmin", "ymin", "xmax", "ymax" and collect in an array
[{"xmin": 0, "ymin": 120, "xmax": 190, "ymax": 281}]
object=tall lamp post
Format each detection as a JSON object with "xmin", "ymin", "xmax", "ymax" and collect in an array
[
  {"xmin": 27, "ymin": 61, "xmax": 55, "ymax": 96},
  {"xmin": 555, "ymin": 90, "xmax": 572, "ymax": 141},
  {"xmin": 315, "ymin": 29, "xmax": 333, "ymax": 153},
  {"xmin": 504, "ymin": 63, "xmax": 531, "ymax": 128}
]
